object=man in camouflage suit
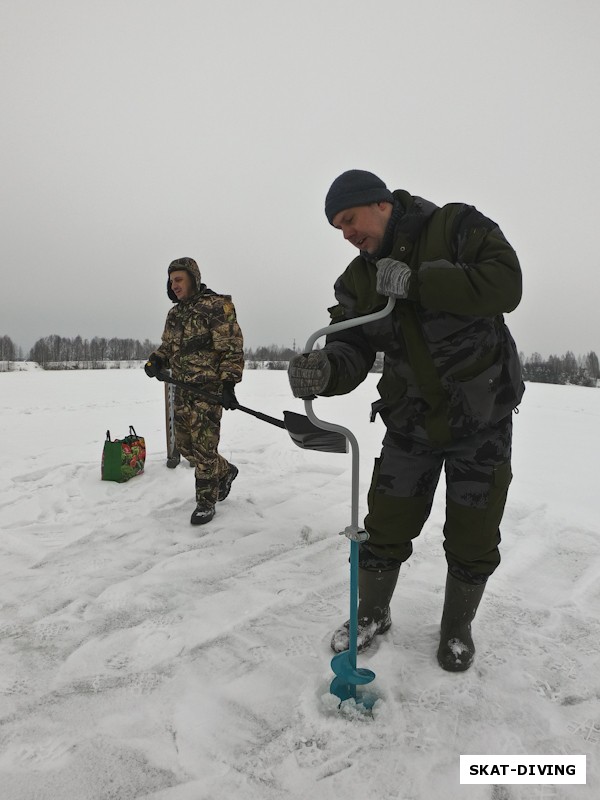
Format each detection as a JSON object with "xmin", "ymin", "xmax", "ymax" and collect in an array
[
  {"xmin": 288, "ymin": 170, "xmax": 524, "ymax": 671},
  {"xmin": 146, "ymin": 257, "xmax": 244, "ymax": 525}
]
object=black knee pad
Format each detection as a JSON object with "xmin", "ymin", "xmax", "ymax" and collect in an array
[
  {"xmin": 447, "ymin": 561, "xmax": 490, "ymax": 586},
  {"xmin": 358, "ymin": 543, "xmax": 404, "ymax": 572}
]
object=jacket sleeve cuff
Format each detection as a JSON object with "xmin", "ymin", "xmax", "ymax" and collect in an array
[{"xmin": 407, "ymin": 272, "xmax": 420, "ymax": 302}]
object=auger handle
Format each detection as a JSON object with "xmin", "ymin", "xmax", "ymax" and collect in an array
[{"xmin": 302, "ymin": 297, "xmax": 396, "ymax": 532}]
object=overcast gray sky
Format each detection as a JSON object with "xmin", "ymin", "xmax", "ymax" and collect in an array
[{"xmin": 2, "ymin": 0, "xmax": 599, "ymax": 359}]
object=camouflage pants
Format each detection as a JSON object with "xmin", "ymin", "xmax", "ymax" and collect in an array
[
  {"xmin": 174, "ymin": 392, "xmax": 230, "ymax": 507},
  {"xmin": 362, "ymin": 415, "xmax": 513, "ymax": 583}
]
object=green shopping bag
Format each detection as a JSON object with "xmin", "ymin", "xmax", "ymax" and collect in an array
[{"xmin": 101, "ymin": 426, "xmax": 146, "ymax": 482}]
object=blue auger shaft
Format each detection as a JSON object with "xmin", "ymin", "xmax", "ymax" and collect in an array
[{"xmin": 348, "ymin": 539, "xmax": 359, "ymax": 672}]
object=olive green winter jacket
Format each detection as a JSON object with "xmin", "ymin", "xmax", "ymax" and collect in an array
[{"xmin": 323, "ymin": 190, "xmax": 524, "ymax": 444}]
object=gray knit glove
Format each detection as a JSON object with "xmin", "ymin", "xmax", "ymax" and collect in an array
[
  {"xmin": 288, "ymin": 351, "xmax": 332, "ymax": 399},
  {"xmin": 376, "ymin": 258, "xmax": 412, "ymax": 299}
]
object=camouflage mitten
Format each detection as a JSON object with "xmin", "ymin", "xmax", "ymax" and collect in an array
[
  {"xmin": 144, "ymin": 353, "xmax": 164, "ymax": 378},
  {"xmin": 221, "ymin": 381, "xmax": 239, "ymax": 410}
]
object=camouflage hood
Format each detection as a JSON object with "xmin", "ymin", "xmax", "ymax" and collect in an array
[{"xmin": 167, "ymin": 257, "xmax": 203, "ymax": 303}]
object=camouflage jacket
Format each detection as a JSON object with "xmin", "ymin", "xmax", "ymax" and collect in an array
[
  {"xmin": 322, "ymin": 190, "xmax": 524, "ymax": 444},
  {"xmin": 155, "ymin": 286, "xmax": 244, "ymax": 388}
]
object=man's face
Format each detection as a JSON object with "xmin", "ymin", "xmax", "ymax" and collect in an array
[
  {"xmin": 332, "ymin": 202, "xmax": 393, "ymax": 254},
  {"xmin": 170, "ymin": 270, "xmax": 194, "ymax": 301}
]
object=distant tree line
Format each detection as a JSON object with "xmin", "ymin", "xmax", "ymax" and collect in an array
[
  {"xmin": 244, "ymin": 344, "xmax": 300, "ymax": 370},
  {"xmin": 0, "ymin": 335, "xmax": 17, "ymax": 361},
  {"xmin": 520, "ymin": 351, "xmax": 599, "ymax": 387},
  {"xmin": 0, "ymin": 335, "xmax": 24, "ymax": 371},
  {"xmin": 2, "ymin": 333, "xmax": 599, "ymax": 386},
  {"xmin": 245, "ymin": 344, "xmax": 297, "ymax": 362},
  {"xmin": 244, "ymin": 343, "xmax": 328, "ymax": 370},
  {"xmin": 246, "ymin": 343, "xmax": 600, "ymax": 386},
  {"xmin": 27, "ymin": 335, "xmax": 160, "ymax": 368}
]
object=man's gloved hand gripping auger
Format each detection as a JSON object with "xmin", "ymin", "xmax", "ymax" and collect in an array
[
  {"xmin": 376, "ymin": 258, "xmax": 412, "ymax": 299},
  {"xmin": 288, "ymin": 350, "xmax": 332, "ymax": 399}
]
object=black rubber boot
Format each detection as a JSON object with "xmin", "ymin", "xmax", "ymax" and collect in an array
[
  {"xmin": 190, "ymin": 505, "xmax": 215, "ymax": 525},
  {"xmin": 437, "ymin": 572, "xmax": 486, "ymax": 672},
  {"xmin": 331, "ymin": 566, "xmax": 400, "ymax": 654}
]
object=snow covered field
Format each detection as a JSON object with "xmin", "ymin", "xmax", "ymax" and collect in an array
[{"xmin": 1, "ymin": 368, "xmax": 599, "ymax": 799}]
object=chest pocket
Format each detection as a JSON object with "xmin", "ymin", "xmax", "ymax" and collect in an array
[
  {"xmin": 181, "ymin": 332, "xmax": 212, "ymax": 355},
  {"xmin": 390, "ymin": 238, "xmax": 415, "ymax": 266}
]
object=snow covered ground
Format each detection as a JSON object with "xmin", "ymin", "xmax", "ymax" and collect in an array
[{"xmin": 1, "ymin": 368, "xmax": 598, "ymax": 799}]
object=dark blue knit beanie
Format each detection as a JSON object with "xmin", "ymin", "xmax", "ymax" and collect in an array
[{"xmin": 325, "ymin": 170, "xmax": 394, "ymax": 225}]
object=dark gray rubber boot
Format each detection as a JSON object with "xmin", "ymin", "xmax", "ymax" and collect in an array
[
  {"xmin": 437, "ymin": 572, "xmax": 486, "ymax": 672},
  {"xmin": 331, "ymin": 566, "xmax": 400, "ymax": 654}
]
